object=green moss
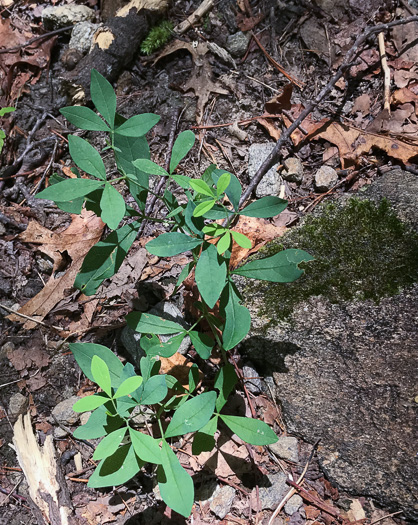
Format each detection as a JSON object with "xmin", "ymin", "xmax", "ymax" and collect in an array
[
  {"xmin": 140, "ymin": 21, "xmax": 173, "ymax": 55},
  {"xmin": 246, "ymin": 198, "xmax": 418, "ymax": 322}
]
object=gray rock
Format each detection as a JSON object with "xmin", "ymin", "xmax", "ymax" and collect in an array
[
  {"xmin": 8, "ymin": 393, "xmax": 28, "ymax": 421},
  {"xmin": 69, "ymin": 21, "xmax": 99, "ymax": 54},
  {"xmin": 242, "ymin": 364, "xmax": 262, "ymax": 394},
  {"xmin": 210, "ymin": 485, "xmax": 236, "ymax": 519},
  {"xmin": 268, "ymin": 436, "xmax": 299, "ymax": 463},
  {"xmin": 51, "ymin": 396, "xmax": 80, "ymax": 435},
  {"xmin": 226, "ymin": 31, "xmax": 251, "ymax": 57},
  {"xmin": 241, "ymin": 170, "xmax": 418, "ymax": 519},
  {"xmin": 120, "ymin": 325, "xmax": 145, "ymax": 367},
  {"xmin": 284, "ymin": 494, "xmax": 303, "ymax": 515},
  {"xmin": 258, "ymin": 472, "xmax": 288, "ymax": 510},
  {"xmin": 42, "ymin": 5, "xmax": 94, "ymax": 29},
  {"xmin": 249, "ymin": 143, "xmax": 282, "ymax": 198},
  {"xmin": 282, "ymin": 157, "xmax": 304, "ymax": 183},
  {"xmin": 314, "ymin": 165, "xmax": 338, "ymax": 192}
]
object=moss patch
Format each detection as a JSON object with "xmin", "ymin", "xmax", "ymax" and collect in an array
[{"xmin": 246, "ymin": 198, "xmax": 418, "ymax": 322}]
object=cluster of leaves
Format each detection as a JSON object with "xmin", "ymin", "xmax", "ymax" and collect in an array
[
  {"xmin": 36, "ymin": 70, "xmax": 313, "ymax": 517},
  {"xmin": 0, "ymin": 106, "xmax": 15, "ymax": 154},
  {"xmin": 140, "ymin": 20, "xmax": 173, "ymax": 55}
]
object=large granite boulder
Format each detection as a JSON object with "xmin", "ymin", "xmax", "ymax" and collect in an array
[{"xmin": 241, "ymin": 170, "xmax": 418, "ymax": 519}]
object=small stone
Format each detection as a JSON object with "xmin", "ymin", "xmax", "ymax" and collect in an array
[
  {"xmin": 120, "ymin": 326, "xmax": 145, "ymax": 368},
  {"xmin": 79, "ymin": 412, "xmax": 91, "ymax": 426},
  {"xmin": 284, "ymin": 494, "xmax": 303, "ymax": 515},
  {"xmin": 282, "ymin": 157, "xmax": 304, "ymax": 183},
  {"xmin": 268, "ymin": 436, "xmax": 299, "ymax": 462},
  {"xmin": 51, "ymin": 396, "xmax": 80, "ymax": 429},
  {"xmin": 8, "ymin": 393, "xmax": 28, "ymax": 421},
  {"xmin": 258, "ymin": 472, "xmax": 288, "ymax": 510},
  {"xmin": 69, "ymin": 21, "xmax": 99, "ymax": 54},
  {"xmin": 42, "ymin": 5, "xmax": 94, "ymax": 29},
  {"xmin": 242, "ymin": 364, "xmax": 262, "ymax": 394},
  {"xmin": 249, "ymin": 143, "xmax": 282, "ymax": 198},
  {"xmin": 226, "ymin": 31, "xmax": 251, "ymax": 57},
  {"xmin": 0, "ymin": 341, "xmax": 14, "ymax": 360},
  {"xmin": 210, "ymin": 485, "xmax": 236, "ymax": 519},
  {"xmin": 314, "ymin": 166, "xmax": 338, "ymax": 192}
]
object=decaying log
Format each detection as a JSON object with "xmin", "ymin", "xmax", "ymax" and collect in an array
[
  {"xmin": 13, "ymin": 413, "xmax": 76, "ymax": 525},
  {"xmin": 62, "ymin": 0, "xmax": 169, "ymax": 103}
]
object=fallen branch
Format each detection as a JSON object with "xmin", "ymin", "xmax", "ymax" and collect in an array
[
  {"xmin": 173, "ymin": 0, "xmax": 214, "ymax": 35},
  {"xmin": 377, "ymin": 32, "xmax": 391, "ymax": 113},
  {"xmin": 239, "ymin": 15, "xmax": 418, "ymax": 208}
]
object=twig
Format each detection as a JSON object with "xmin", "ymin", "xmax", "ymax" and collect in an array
[
  {"xmin": 378, "ymin": 32, "xmax": 391, "ymax": 114},
  {"xmin": 0, "ymin": 480, "xmax": 27, "ymax": 502},
  {"xmin": 138, "ymin": 108, "xmax": 181, "ymax": 235},
  {"xmin": 268, "ymin": 440, "xmax": 320, "ymax": 525},
  {"xmin": 238, "ymin": 15, "xmax": 418, "ymax": 209},
  {"xmin": 173, "ymin": 0, "xmax": 214, "ymax": 35},
  {"xmin": 0, "ymin": 25, "xmax": 74, "ymax": 54},
  {"xmin": 287, "ymin": 479, "xmax": 341, "ymax": 518},
  {"xmin": 369, "ymin": 511, "xmax": 403, "ymax": 525},
  {"xmin": 0, "ymin": 303, "xmax": 62, "ymax": 331},
  {"xmin": 250, "ymin": 31, "xmax": 305, "ymax": 89},
  {"xmin": 0, "ymin": 369, "xmax": 39, "ymax": 390}
]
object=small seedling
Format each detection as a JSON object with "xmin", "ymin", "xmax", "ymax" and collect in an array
[{"xmin": 36, "ymin": 69, "xmax": 313, "ymax": 517}]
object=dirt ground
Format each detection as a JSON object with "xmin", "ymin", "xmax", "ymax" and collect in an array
[{"xmin": 0, "ymin": 0, "xmax": 417, "ymax": 523}]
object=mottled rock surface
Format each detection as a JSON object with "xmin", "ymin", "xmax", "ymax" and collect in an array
[{"xmin": 241, "ymin": 170, "xmax": 418, "ymax": 519}]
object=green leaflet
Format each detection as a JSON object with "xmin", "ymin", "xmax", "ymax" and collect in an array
[
  {"xmin": 100, "ymin": 183, "xmax": 126, "ymax": 230},
  {"xmin": 219, "ymin": 415, "xmax": 278, "ymax": 445},
  {"xmin": 220, "ymin": 281, "xmax": 251, "ymax": 350},
  {"xmin": 232, "ymin": 248, "xmax": 314, "ymax": 282},
  {"xmin": 214, "ymin": 362, "xmax": 237, "ymax": 411},
  {"xmin": 70, "ymin": 343, "xmax": 123, "ymax": 387},
  {"xmin": 60, "ymin": 106, "xmax": 110, "ymax": 131},
  {"xmin": 93, "ymin": 427, "xmax": 127, "ymax": 460},
  {"xmin": 195, "ymin": 243, "xmax": 227, "ymax": 308},
  {"xmin": 115, "ymin": 113, "xmax": 160, "ymax": 137},
  {"xmin": 88, "ymin": 444, "xmax": 144, "ymax": 488},
  {"xmin": 91, "ymin": 355, "xmax": 112, "ymax": 397},
  {"xmin": 73, "ymin": 405, "xmax": 124, "ymax": 440},
  {"xmin": 74, "ymin": 221, "xmax": 141, "ymax": 296},
  {"xmin": 165, "ymin": 391, "xmax": 217, "ymax": 438},
  {"xmin": 132, "ymin": 158, "xmax": 169, "ymax": 176},
  {"xmin": 126, "ymin": 312, "xmax": 186, "ymax": 335},
  {"xmin": 240, "ymin": 196, "xmax": 288, "ymax": 218},
  {"xmin": 113, "ymin": 376, "xmax": 143, "ymax": 398},
  {"xmin": 68, "ymin": 135, "xmax": 107, "ymax": 180},
  {"xmin": 170, "ymin": 130, "xmax": 195, "ymax": 174},
  {"xmin": 158, "ymin": 441, "xmax": 194, "ymax": 517},
  {"xmin": 132, "ymin": 374, "xmax": 167, "ymax": 405},
  {"xmin": 189, "ymin": 331, "xmax": 214, "ymax": 359},
  {"xmin": 146, "ymin": 232, "xmax": 203, "ymax": 257},
  {"xmin": 36, "ymin": 178, "xmax": 104, "ymax": 202},
  {"xmin": 192, "ymin": 416, "xmax": 217, "ymax": 455},
  {"xmin": 129, "ymin": 428, "xmax": 162, "ymax": 464},
  {"xmin": 90, "ymin": 69, "xmax": 117, "ymax": 127},
  {"xmin": 73, "ymin": 394, "xmax": 109, "ymax": 412}
]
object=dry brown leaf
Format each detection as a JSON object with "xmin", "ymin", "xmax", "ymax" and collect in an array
[
  {"xmin": 155, "ymin": 41, "xmax": 228, "ymax": 123},
  {"xmin": 256, "ymin": 117, "xmax": 281, "ymax": 140},
  {"xmin": 265, "ymin": 83, "xmax": 293, "ymax": 113},
  {"xmin": 351, "ymin": 93, "xmax": 371, "ymax": 116},
  {"xmin": 229, "ymin": 215, "xmax": 287, "ymax": 269},
  {"xmin": 7, "ymin": 209, "xmax": 104, "ymax": 329},
  {"xmin": 159, "ymin": 353, "xmax": 197, "ymax": 388}
]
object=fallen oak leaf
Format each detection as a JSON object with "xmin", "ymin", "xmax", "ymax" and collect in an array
[{"xmin": 7, "ymin": 209, "xmax": 104, "ymax": 329}]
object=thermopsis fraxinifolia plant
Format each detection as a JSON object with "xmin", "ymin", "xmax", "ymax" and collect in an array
[{"xmin": 36, "ymin": 70, "xmax": 313, "ymax": 517}]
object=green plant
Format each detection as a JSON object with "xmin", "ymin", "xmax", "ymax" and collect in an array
[
  {"xmin": 0, "ymin": 106, "xmax": 15, "ymax": 154},
  {"xmin": 140, "ymin": 20, "xmax": 173, "ymax": 55},
  {"xmin": 36, "ymin": 69, "xmax": 313, "ymax": 517}
]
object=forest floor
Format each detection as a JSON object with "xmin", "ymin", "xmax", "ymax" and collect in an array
[{"xmin": 0, "ymin": 0, "xmax": 417, "ymax": 523}]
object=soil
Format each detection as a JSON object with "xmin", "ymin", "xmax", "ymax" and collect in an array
[{"xmin": 0, "ymin": 0, "xmax": 417, "ymax": 523}]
